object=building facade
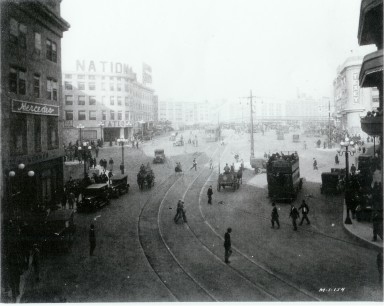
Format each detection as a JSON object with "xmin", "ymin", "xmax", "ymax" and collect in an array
[
  {"xmin": 62, "ymin": 60, "xmax": 156, "ymax": 143},
  {"xmin": 1, "ymin": 0, "xmax": 70, "ymax": 216},
  {"xmin": 333, "ymin": 55, "xmax": 379, "ymax": 134}
]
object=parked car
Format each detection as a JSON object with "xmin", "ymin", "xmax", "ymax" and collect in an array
[
  {"xmin": 153, "ymin": 149, "xmax": 165, "ymax": 163},
  {"xmin": 42, "ymin": 209, "xmax": 76, "ymax": 252},
  {"xmin": 109, "ymin": 174, "xmax": 129, "ymax": 198},
  {"xmin": 77, "ymin": 183, "xmax": 110, "ymax": 212}
]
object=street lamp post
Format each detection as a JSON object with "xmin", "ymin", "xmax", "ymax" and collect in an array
[
  {"xmin": 78, "ymin": 142, "xmax": 92, "ymax": 178},
  {"xmin": 98, "ymin": 122, "xmax": 104, "ymax": 145},
  {"xmin": 117, "ymin": 138, "xmax": 126, "ymax": 174},
  {"xmin": 337, "ymin": 137, "xmax": 356, "ymax": 224},
  {"xmin": 77, "ymin": 124, "xmax": 84, "ymax": 144}
]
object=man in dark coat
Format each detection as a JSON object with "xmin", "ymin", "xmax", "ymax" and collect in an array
[
  {"xmin": 335, "ymin": 154, "xmax": 339, "ymax": 165},
  {"xmin": 271, "ymin": 202, "xmax": 280, "ymax": 229},
  {"xmin": 313, "ymin": 158, "xmax": 318, "ymax": 170},
  {"xmin": 224, "ymin": 228, "xmax": 232, "ymax": 263},
  {"xmin": 289, "ymin": 204, "xmax": 300, "ymax": 231},
  {"xmin": 207, "ymin": 185, "xmax": 213, "ymax": 204},
  {"xmin": 89, "ymin": 224, "xmax": 96, "ymax": 256},
  {"xmin": 299, "ymin": 200, "xmax": 310, "ymax": 225}
]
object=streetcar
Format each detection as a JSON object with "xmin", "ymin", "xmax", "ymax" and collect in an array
[{"xmin": 205, "ymin": 125, "xmax": 221, "ymax": 142}]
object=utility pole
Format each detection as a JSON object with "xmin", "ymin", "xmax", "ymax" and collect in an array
[
  {"xmin": 250, "ymin": 90, "xmax": 255, "ymax": 158},
  {"xmin": 328, "ymin": 99, "xmax": 331, "ymax": 148}
]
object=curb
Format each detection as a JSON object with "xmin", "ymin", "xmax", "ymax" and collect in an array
[{"xmin": 342, "ymin": 202, "xmax": 383, "ymax": 252}]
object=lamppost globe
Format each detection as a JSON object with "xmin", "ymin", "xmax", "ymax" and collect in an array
[
  {"xmin": 28, "ymin": 171, "xmax": 35, "ymax": 177},
  {"xmin": 78, "ymin": 146, "xmax": 82, "ymax": 151},
  {"xmin": 340, "ymin": 141, "xmax": 344, "ymax": 146},
  {"xmin": 88, "ymin": 146, "xmax": 92, "ymax": 150},
  {"xmin": 9, "ymin": 171, "xmax": 16, "ymax": 177},
  {"xmin": 345, "ymin": 137, "xmax": 349, "ymax": 142},
  {"xmin": 350, "ymin": 141, "xmax": 354, "ymax": 146},
  {"xmin": 18, "ymin": 163, "xmax": 25, "ymax": 170},
  {"xmin": 351, "ymin": 147, "xmax": 356, "ymax": 153}
]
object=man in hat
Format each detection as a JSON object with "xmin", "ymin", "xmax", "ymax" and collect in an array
[
  {"xmin": 299, "ymin": 200, "xmax": 310, "ymax": 225},
  {"xmin": 289, "ymin": 204, "xmax": 300, "ymax": 231},
  {"xmin": 207, "ymin": 185, "xmax": 213, "ymax": 204}
]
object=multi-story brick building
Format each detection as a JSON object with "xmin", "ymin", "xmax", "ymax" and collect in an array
[
  {"xmin": 1, "ymin": 0, "xmax": 70, "ymax": 216},
  {"xmin": 62, "ymin": 60, "xmax": 156, "ymax": 143}
]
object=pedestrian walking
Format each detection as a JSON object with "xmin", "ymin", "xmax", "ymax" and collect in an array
[
  {"xmin": 95, "ymin": 146, "xmax": 99, "ymax": 158},
  {"xmin": 207, "ymin": 185, "xmax": 213, "ymax": 204},
  {"xmin": 289, "ymin": 204, "xmax": 300, "ymax": 231},
  {"xmin": 224, "ymin": 228, "xmax": 232, "ymax": 263},
  {"xmin": 61, "ymin": 189, "xmax": 67, "ymax": 209},
  {"xmin": 93, "ymin": 157, "xmax": 97, "ymax": 169},
  {"xmin": 89, "ymin": 224, "xmax": 96, "ymax": 256},
  {"xmin": 372, "ymin": 210, "xmax": 383, "ymax": 242},
  {"xmin": 209, "ymin": 158, "xmax": 213, "ymax": 169},
  {"xmin": 190, "ymin": 158, "xmax": 197, "ymax": 171},
  {"xmin": 109, "ymin": 158, "xmax": 114, "ymax": 171},
  {"xmin": 362, "ymin": 147, "xmax": 366, "ymax": 154},
  {"xmin": 298, "ymin": 200, "xmax": 310, "ymax": 225},
  {"xmin": 271, "ymin": 202, "xmax": 280, "ymax": 229},
  {"xmin": 335, "ymin": 154, "xmax": 339, "ymax": 165},
  {"xmin": 313, "ymin": 158, "xmax": 318, "ymax": 170},
  {"xmin": 89, "ymin": 158, "xmax": 94, "ymax": 169},
  {"xmin": 108, "ymin": 171, "xmax": 113, "ymax": 185},
  {"xmin": 68, "ymin": 192, "xmax": 75, "ymax": 209},
  {"xmin": 136, "ymin": 141, "xmax": 139, "ymax": 149},
  {"xmin": 350, "ymin": 164, "xmax": 357, "ymax": 175},
  {"xmin": 31, "ymin": 244, "xmax": 40, "ymax": 282},
  {"xmin": 174, "ymin": 200, "xmax": 187, "ymax": 223}
]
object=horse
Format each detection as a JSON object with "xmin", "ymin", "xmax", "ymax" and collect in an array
[{"xmin": 236, "ymin": 168, "xmax": 243, "ymax": 184}]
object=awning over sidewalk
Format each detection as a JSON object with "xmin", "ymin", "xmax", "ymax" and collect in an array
[{"xmin": 359, "ymin": 50, "xmax": 383, "ymax": 87}]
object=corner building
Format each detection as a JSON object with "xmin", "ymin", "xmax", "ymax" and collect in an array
[
  {"xmin": 62, "ymin": 60, "xmax": 156, "ymax": 143},
  {"xmin": 1, "ymin": 0, "xmax": 69, "ymax": 215}
]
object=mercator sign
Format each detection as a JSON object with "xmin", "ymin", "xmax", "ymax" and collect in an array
[{"xmin": 12, "ymin": 100, "xmax": 59, "ymax": 116}]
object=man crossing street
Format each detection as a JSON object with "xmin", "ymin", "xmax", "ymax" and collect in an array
[
  {"xmin": 289, "ymin": 204, "xmax": 300, "ymax": 231},
  {"xmin": 207, "ymin": 185, "xmax": 213, "ymax": 204},
  {"xmin": 299, "ymin": 200, "xmax": 310, "ymax": 225}
]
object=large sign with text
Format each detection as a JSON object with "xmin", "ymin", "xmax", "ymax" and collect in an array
[
  {"xmin": 352, "ymin": 73, "xmax": 360, "ymax": 103},
  {"xmin": 102, "ymin": 120, "xmax": 133, "ymax": 128},
  {"xmin": 76, "ymin": 60, "xmax": 134, "ymax": 76},
  {"xmin": 12, "ymin": 100, "xmax": 59, "ymax": 116}
]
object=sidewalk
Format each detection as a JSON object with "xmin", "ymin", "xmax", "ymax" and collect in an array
[{"xmin": 343, "ymin": 204, "xmax": 383, "ymax": 252}]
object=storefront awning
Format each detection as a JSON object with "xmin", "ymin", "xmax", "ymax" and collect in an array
[{"xmin": 359, "ymin": 50, "xmax": 383, "ymax": 87}]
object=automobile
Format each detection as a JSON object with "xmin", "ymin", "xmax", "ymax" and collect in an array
[
  {"xmin": 42, "ymin": 209, "xmax": 76, "ymax": 252},
  {"xmin": 250, "ymin": 157, "xmax": 267, "ymax": 174},
  {"xmin": 153, "ymin": 149, "xmax": 165, "ymax": 163},
  {"xmin": 109, "ymin": 174, "xmax": 129, "ymax": 198},
  {"xmin": 173, "ymin": 139, "xmax": 184, "ymax": 146},
  {"xmin": 320, "ymin": 172, "xmax": 343, "ymax": 194},
  {"xmin": 77, "ymin": 183, "xmax": 110, "ymax": 212}
]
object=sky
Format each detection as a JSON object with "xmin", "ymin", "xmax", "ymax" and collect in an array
[{"xmin": 61, "ymin": 0, "xmax": 376, "ymax": 103}]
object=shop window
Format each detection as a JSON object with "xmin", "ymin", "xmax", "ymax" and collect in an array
[
  {"xmin": 89, "ymin": 96, "xmax": 96, "ymax": 105},
  {"xmin": 110, "ymin": 110, "xmax": 115, "ymax": 120},
  {"xmin": 11, "ymin": 114, "xmax": 27, "ymax": 155},
  {"xmin": 65, "ymin": 95, "xmax": 73, "ymax": 105},
  {"xmin": 89, "ymin": 111, "xmax": 96, "ymax": 120},
  {"xmin": 47, "ymin": 116, "xmax": 59, "ymax": 150},
  {"xmin": 78, "ymin": 110, "xmax": 86, "ymax": 120},
  {"xmin": 118, "ymin": 111, "xmax": 122, "ymax": 120},
  {"xmin": 102, "ymin": 110, "xmax": 106, "ymax": 120},
  {"xmin": 64, "ymin": 81, "xmax": 73, "ymax": 90},
  {"xmin": 65, "ymin": 110, "xmax": 73, "ymax": 120},
  {"xmin": 78, "ymin": 95, "xmax": 85, "ymax": 105},
  {"xmin": 34, "ymin": 116, "xmax": 41, "ymax": 152}
]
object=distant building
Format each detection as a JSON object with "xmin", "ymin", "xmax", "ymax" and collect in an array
[
  {"xmin": 1, "ymin": 0, "xmax": 70, "ymax": 213},
  {"xmin": 62, "ymin": 60, "xmax": 157, "ymax": 143},
  {"xmin": 333, "ymin": 55, "xmax": 379, "ymax": 134},
  {"xmin": 286, "ymin": 94, "xmax": 331, "ymax": 122}
]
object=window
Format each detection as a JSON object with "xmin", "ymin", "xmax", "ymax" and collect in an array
[
  {"xmin": 125, "ymin": 97, "xmax": 129, "ymax": 106},
  {"xmin": 125, "ymin": 84, "xmax": 129, "ymax": 92},
  {"xmin": 10, "ymin": 19, "xmax": 27, "ymax": 48},
  {"xmin": 89, "ymin": 82, "xmax": 96, "ymax": 90},
  {"xmin": 47, "ymin": 117, "xmax": 58, "ymax": 149},
  {"xmin": 101, "ymin": 96, "xmax": 106, "ymax": 105},
  {"xmin": 34, "ymin": 116, "xmax": 41, "ymax": 152},
  {"xmin": 89, "ymin": 96, "xmax": 96, "ymax": 105},
  {"xmin": 78, "ymin": 82, "xmax": 85, "ymax": 90},
  {"xmin": 78, "ymin": 110, "xmax": 86, "ymax": 120},
  {"xmin": 117, "ymin": 96, "xmax": 122, "ymax": 106},
  {"xmin": 46, "ymin": 39, "xmax": 57, "ymax": 62},
  {"xmin": 101, "ymin": 83, "xmax": 106, "ymax": 91},
  {"xmin": 110, "ymin": 110, "xmax": 115, "ymax": 120},
  {"xmin": 110, "ymin": 83, "xmax": 114, "ymax": 91},
  {"xmin": 117, "ymin": 83, "xmax": 122, "ymax": 91},
  {"xmin": 125, "ymin": 111, "xmax": 129, "ymax": 120},
  {"xmin": 9, "ymin": 67, "xmax": 26, "ymax": 95},
  {"xmin": 88, "ymin": 75, "xmax": 96, "ymax": 80},
  {"xmin": 118, "ymin": 111, "xmax": 122, "ymax": 120},
  {"xmin": 33, "ymin": 74, "xmax": 40, "ymax": 98},
  {"xmin": 34, "ymin": 33, "xmax": 41, "ymax": 55},
  {"xmin": 64, "ymin": 81, "xmax": 73, "ymax": 90},
  {"xmin": 9, "ymin": 68, "xmax": 17, "ymax": 93},
  {"xmin": 89, "ymin": 111, "xmax": 97, "ymax": 120},
  {"xmin": 11, "ymin": 114, "xmax": 27, "ymax": 155},
  {"xmin": 64, "ymin": 74, "xmax": 72, "ymax": 79},
  {"xmin": 65, "ymin": 110, "xmax": 73, "ymax": 120},
  {"xmin": 77, "ymin": 74, "xmax": 85, "ymax": 79},
  {"xmin": 110, "ymin": 96, "xmax": 114, "ymax": 105},
  {"xmin": 46, "ymin": 78, "xmax": 57, "ymax": 100},
  {"xmin": 65, "ymin": 95, "xmax": 73, "ymax": 105},
  {"xmin": 78, "ymin": 96, "xmax": 85, "ymax": 105},
  {"xmin": 102, "ymin": 110, "xmax": 106, "ymax": 120}
]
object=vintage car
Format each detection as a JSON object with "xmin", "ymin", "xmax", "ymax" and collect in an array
[
  {"xmin": 173, "ymin": 139, "xmax": 184, "ymax": 146},
  {"xmin": 217, "ymin": 172, "xmax": 240, "ymax": 191},
  {"xmin": 292, "ymin": 134, "xmax": 300, "ymax": 143},
  {"xmin": 153, "ymin": 149, "xmax": 165, "ymax": 163},
  {"xmin": 320, "ymin": 172, "xmax": 343, "ymax": 194},
  {"xmin": 250, "ymin": 157, "xmax": 267, "ymax": 174},
  {"xmin": 42, "ymin": 209, "xmax": 76, "ymax": 252},
  {"xmin": 109, "ymin": 174, "xmax": 129, "ymax": 198},
  {"xmin": 77, "ymin": 183, "xmax": 110, "ymax": 212}
]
